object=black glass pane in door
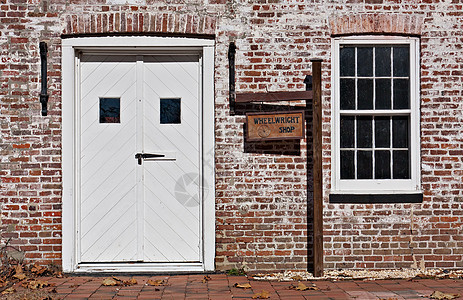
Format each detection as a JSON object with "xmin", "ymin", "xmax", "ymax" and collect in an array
[
  {"xmin": 160, "ymin": 98, "xmax": 181, "ymax": 124},
  {"xmin": 100, "ymin": 98, "xmax": 120, "ymax": 123}
]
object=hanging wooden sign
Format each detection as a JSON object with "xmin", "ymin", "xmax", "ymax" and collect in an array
[{"xmin": 246, "ymin": 111, "xmax": 305, "ymax": 141}]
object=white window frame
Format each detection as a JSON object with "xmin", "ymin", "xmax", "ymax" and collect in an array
[{"xmin": 331, "ymin": 36, "xmax": 421, "ymax": 194}]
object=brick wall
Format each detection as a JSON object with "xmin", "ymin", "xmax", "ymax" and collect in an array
[{"xmin": 0, "ymin": 0, "xmax": 462, "ymax": 271}]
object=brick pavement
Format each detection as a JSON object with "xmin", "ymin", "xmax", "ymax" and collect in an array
[{"xmin": 6, "ymin": 274, "xmax": 463, "ymax": 299}]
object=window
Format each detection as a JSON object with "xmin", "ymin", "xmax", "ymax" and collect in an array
[
  {"xmin": 332, "ymin": 36, "xmax": 420, "ymax": 195},
  {"xmin": 99, "ymin": 97, "xmax": 120, "ymax": 123}
]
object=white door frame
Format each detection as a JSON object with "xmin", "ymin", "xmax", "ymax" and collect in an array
[{"xmin": 62, "ymin": 36, "xmax": 215, "ymax": 273}]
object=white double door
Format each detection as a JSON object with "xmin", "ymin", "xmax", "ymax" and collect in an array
[{"xmin": 79, "ymin": 54, "xmax": 202, "ymax": 263}]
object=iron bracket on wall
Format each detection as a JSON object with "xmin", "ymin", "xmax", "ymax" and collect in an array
[
  {"xmin": 39, "ymin": 42, "xmax": 49, "ymax": 116},
  {"xmin": 228, "ymin": 42, "xmax": 236, "ymax": 115}
]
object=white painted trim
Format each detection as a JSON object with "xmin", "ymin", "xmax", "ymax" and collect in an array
[
  {"xmin": 75, "ymin": 263, "xmax": 205, "ymax": 273},
  {"xmin": 62, "ymin": 36, "xmax": 215, "ymax": 273},
  {"xmin": 62, "ymin": 36, "xmax": 215, "ymax": 48},
  {"xmin": 62, "ymin": 44, "xmax": 76, "ymax": 273},
  {"xmin": 202, "ymin": 46, "xmax": 215, "ymax": 271},
  {"xmin": 331, "ymin": 36, "xmax": 421, "ymax": 194}
]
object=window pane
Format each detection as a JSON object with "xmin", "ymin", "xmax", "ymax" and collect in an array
[
  {"xmin": 393, "ymin": 46, "xmax": 409, "ymax": 77},
  {"xmin": 357, "ymin": 116, "xmax": 372, "ymax": 148},
  {"xmin": 340, "ymin": 47, "xmax": 355, "ymax": 76},
  {"xmin": 375, "ymin": 150, "xmax": 391, "ymax": 179},
  {"xmin": 99, "ymin": 97, "xmax": 120, "ymax": 123},
  {"xmin": 357, "ymin": 151, "xmax": 373, "ymax": 179},
  {"xmin": 340, "ymin": 79, "xmax": 355, "ymax": 110},
  {"xmin": 375, "ymin": 116, "xmax": 390, "ymax": 148},
  {"xmin": 392, "ymin": 116, "xmax": 409, "ymax": 148},
  {"xmin": 393, "ymin": 150, "xmax": 410, "ymax": 179},
  {"xmin": 357, "ymin": 79, "xmax": 373, "ymax": 110},
  {"xmin": 357, "ymin": 47, "xmax": 373, "ymax": 77},
  {"xmin": 340, "ymin": 150, "xmax": 355, "ymax": 179},
  {"xmin": 393, "ymin": 79, "xmax": 410, "ymax": 109},
  {"xmin": 340, "ymin": 116, "xmax": 355, "ymax": 148},
  {"xmin": 160, "ymin": 98, "xmax": 181, "ymax": 124},
  {"xmin": 375, "ymin": 47, "xmax": 391, "ymax": 77},
  {"xmin": 375, "ymin": 79, "xmax": 391, "ymax": 109}
]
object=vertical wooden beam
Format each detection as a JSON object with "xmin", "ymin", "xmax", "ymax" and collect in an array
[{"xmin": 311, "ymin": 59, "xmax": 323, "ymax": 277}]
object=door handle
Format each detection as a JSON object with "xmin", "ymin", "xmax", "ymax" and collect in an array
[{"xmin": 135, "ymin": 153, "xmax": 165, "ymax": 165}]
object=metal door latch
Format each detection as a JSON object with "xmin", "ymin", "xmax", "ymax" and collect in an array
[{"xmin": 135, "ymin": 153, "xmax": 165, "ymax": 165}]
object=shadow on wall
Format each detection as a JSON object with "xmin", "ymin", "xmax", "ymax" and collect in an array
[{"xmin": 235, "ymin": 101, "xmax": 316, "ymax": 273}]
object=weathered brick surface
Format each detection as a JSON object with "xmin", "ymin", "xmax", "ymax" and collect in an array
[{"xmin": 0, "ymin": 0, "xmax": 462, "ymax": 271}]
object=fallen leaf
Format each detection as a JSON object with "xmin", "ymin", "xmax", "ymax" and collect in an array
[
  {"xmin": 147, "ymin": 279, "xmax": 167, "ymax": 286},
  {"xmin": 102, "ymin": 277, "xmax": 118, "ymax": 286},
  {"xmin": 252, "ymin": 290, "xmax": 270, "ymax": 299},
  {"xmin": 1, "ymin": 287, "xmax": 15, "ymax": 294},
  {"xmin": 13, "ymin": 273, "xmax": 27, "ymax": 280},
  {"xmin": 13, "ymin": 264, "xmax": 27, "ymax": 280},
  {"xmin": 124, "ymin": 278, "xmax": 137, "ymax": 286},
  {"xmin": 430, "ymin": 291, "xmax": 460, "ymax": 300},
  {"xmin": 24, "ymin": 280, "xmax": 50, "ymax": 289},
  {"xmin": 234, "ymin": 283, "xmax": 252, "ymax": 289},
  {"xmin": 291, "ymin": 275, "xmax": 303, "ymax": 281},
  {"xmin": 290, "ymin": 282, "xmax": 319, "ymax": 291},
  {"xmin": 30, "ymin": 264, "xmax": 48, "ymax": 276},
  {"xmin": 202, "ymin": 275, "xmax": 211, "ymax": 283}
]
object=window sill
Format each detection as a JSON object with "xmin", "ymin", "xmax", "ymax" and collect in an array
[{"xmin": 329, "ymin": 192, "xmax": 423, "ymax": 203}]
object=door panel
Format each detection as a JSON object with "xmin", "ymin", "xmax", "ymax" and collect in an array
[
  {"xmin": 79, "ymin": 54, "xmax": 202, "ymax": 264},
  {"xmin": 80, "ymin": 55, "xmax": 138, "ymax": 262},
  {"xmin": 142, "ymin": 55, "xmax": 201, "ymax": 262}
]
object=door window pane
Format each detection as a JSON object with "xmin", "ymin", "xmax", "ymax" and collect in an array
[
  {"xmin": 160, "ymin": 98, "xmax": 181, "ymax": 124},
  {"xmin": 99, "ymin": 98, "xmax": 120, "ymax": 123}
]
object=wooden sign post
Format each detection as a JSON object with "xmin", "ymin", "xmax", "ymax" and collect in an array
[{"xmin": 246, "ymin": 111, "xmax": 305, "ymax": 141}]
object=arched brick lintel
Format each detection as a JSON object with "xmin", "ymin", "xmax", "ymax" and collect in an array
[
  {"xmin": 62, "ymin": 12, "xmax": 216, "ymax": 37},
  {"xmin": 329, "ymin": 14, "xmax": 423, "ymax": 36}
]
